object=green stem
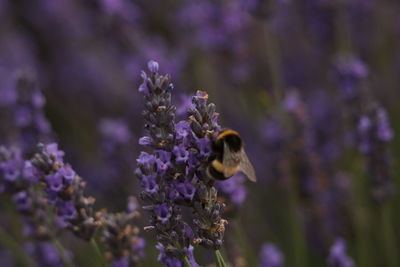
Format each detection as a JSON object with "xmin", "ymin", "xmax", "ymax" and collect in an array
[
  {"xmin": 286, "ymin": 189, "xmax": 308, "ymax": 267},
  {"xmin": 183, "ymin": 256, "xmax": 192, "ymax": 267},
  {"xmin": 214, "ymin": 250, "xmax": 222, "ymax": 267},
  {"xmin": 90, "ymin": 238, "xmax": 105, "ymax": 267},
  {"xmin": 264, "ymin": 22, "xmax": 284, "ymax": 102},
  {"xmin": 232, "ymin": 220, "xmax": 257, "ymax": 267},
  {"xmin": 351, "ymin": 159, "xmax": 373, "ymax": 267},
  {"xmin": 0, "ymin": 226, "xmax": 33, "ymax": 266},
  {"xmin": 265, "ymin": 17, "xmax": 308, "ymax": 267},
  {"xmin": 214, "ymin": 250, "xmax": 227, "ymax": 267},
  {"xmin": 379, "ymin": 203, "xmax": 399, "ymax": 267},
  {"xmin": 52, "ymin": 239, "xmax": 74, "ymax": 267}
]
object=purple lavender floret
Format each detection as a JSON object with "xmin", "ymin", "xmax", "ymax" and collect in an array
[
  {"xmin": 142, "ymin": 175, "xmax": 159, "ymax": 194},
  {"xmin": 327, "ymin": 238, "xmax": 354, "ymax": 267},
  {"xmin": 148, "ymin": 60, "xmax": 160, "ymax": 73},
  {"xmin": 176, "ymin": 181, "xmax": 196, "ymax": 201},
  {"xmin": 173, "ymin": 144, "xmax": 190, "ymax": 163},
  {"xmin": 357, "ymin": 104, "xmax": 395, "ymax": 202},
  {"xmin": 156, "ymin": 243, "xmax": 183, "ymax": 267},
  {"xmin": 0, "ymin": 148, "xmax": 24, "ymax": 184},
  {"xmin": 176, "ymin": 95, "xmax": 195, "ymax": 119},
  {"xmin": 30, "ymin": 143, "xmax": 101, "ymax": 240},
  {"xmin": 259, "ymin": 243, "xmax": 285, "ymax": 267},
  {"xmin": 13, "ymin": 191, "xmax": 32, "ymax": 211},
  {"xmin": 136, "ymin": 61, "xmax": 226, "ymax": 265}
]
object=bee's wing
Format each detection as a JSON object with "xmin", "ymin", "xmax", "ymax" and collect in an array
[
  {"xmin": 239, "ymin": 150, "xmax": 257, "ymax": 182},
  {"xmin": 222, "ymin": 141, "xmax": 241, "ymax": 177}
]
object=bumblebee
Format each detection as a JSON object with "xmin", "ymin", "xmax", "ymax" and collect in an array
[{"xmin": 207, "ymin": 129, "xmax": 257, "ymax": 182}]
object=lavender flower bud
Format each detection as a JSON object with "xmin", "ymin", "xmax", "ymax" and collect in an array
[
  {"xmin": 148, "ymin": 60, "xmax": 159, "ymax": 73},
  {"xmin": 327, "ymin": 238, "xmax": 354, "ymax": 267},
  {"xmin": 259, "ymin": 243, "xmax": 285, "ymax": 267}
]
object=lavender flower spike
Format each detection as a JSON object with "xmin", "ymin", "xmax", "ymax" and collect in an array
[
  {"xmin": 357, "ymin": 104, "xmax": 395, "ymax": 202},
  {"xmin": 136, "ymin": 60, "xmax": 195, "ymax": 265},
  {"xmin": 136, "ymin": 61, "xmax": 226, "ymax": 266}
]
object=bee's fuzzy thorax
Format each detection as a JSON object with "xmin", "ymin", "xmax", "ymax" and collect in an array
[
  {"xmin": 215, "ymin": 129, "xmax": 242, "ymax": 153},
  {"xmin": 216, "ymin": 129, "xmax": 240, "ymax": 141}
]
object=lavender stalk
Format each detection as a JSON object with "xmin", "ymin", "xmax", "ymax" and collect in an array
[{"xmin": 357, "ymin": 104, "xmax": 398, "ymax": 267}]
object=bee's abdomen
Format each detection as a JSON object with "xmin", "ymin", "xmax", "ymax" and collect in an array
[
  {"xmin": 207, "ymin": 161, "xmax": 229, "ymax": 180},
  {"xmin": 207, "ymin": 159, "xmax": 240, "ymax": 180}
]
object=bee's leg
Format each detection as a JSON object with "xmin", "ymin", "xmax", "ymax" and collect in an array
[{"xmin": 207, "ymin": 179, "xmax": 215, "ymax": 188}]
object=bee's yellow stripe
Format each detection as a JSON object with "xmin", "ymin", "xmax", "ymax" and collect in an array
[
  {"xmin": 211, "ymin": 160, "xmax": 225, "ymax": 172},
  {"xmin": 216, "ymin": 129, "xmax": 239, "ymax": 141},
  {"xmin": 211, "ymin": 160, "xmax": 240, "ymax": 177}
]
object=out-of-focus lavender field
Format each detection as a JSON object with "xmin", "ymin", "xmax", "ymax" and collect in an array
[{"xmin": 1, "ymin": 0, "xmax": 400, "ymax": 266}]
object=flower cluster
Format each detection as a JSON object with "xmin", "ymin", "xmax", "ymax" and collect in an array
[
  {"xmin": 188, "ymin": 90, "xmax": 226, "ymax": 250},
  {"xmin": 0, "ymin": 146, "xmax": 66, "ymax": 265},
  {"xmin": 30, "ymin": 143, "xmax": 101, "ymax": 240},
  {"xmin": 2, "ymin": 140, "xmax": 147, "ymax": 266},
  {"xmin": 102, "ymin": 197, "xmax": 145, "ymax": 267},
  {"xmin": 136, "ymin": 60, "xmax": 227, "ymax": 265},
  {"xmin": 358, "ymin": 104, "xmax": 395, "ymax": 202}
]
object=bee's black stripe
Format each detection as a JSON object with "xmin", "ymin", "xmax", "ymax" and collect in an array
[{"xmin": 207, "ymin": 163, "xmax": 229, "ymax": 181}]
